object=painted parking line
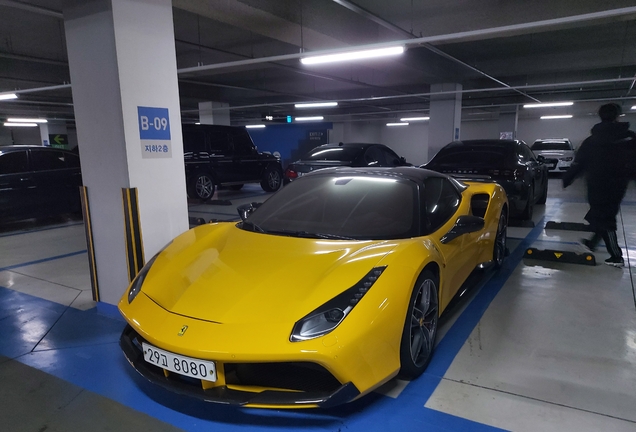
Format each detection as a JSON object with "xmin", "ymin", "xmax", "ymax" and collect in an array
[
  {"xmin": 0, "ymin": 213, "xmax": 557, "ymax": 431},
  {"xmin": 0, "ymin": 250, "xmax": 87, "ymax": 272}
]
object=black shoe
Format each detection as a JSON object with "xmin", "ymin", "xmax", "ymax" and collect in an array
[
  {"xmin": 581, "ymin": 238, "xmax": 595, "ymax": 252},
  {"xmin": 604, "ymin": 256, "xmax": 624, "ymax": 268}
]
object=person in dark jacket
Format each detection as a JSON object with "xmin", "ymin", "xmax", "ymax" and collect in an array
[{"xmin": 562, "ymin": 103, "xmax": 636, "ymax": 268}]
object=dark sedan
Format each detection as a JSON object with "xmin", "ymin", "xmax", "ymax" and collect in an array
[
  {"xmin": 0, "ymin": 145, "xmax": 82, "ymax": 222},
  {"xmin": 284, "ymin": 142, "xmax": 407, "ymax": 183},
  {"xmin": 423, "ymin": 139, "xmax": 549, "ymax": 220}
]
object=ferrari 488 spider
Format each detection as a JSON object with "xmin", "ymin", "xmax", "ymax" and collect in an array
[{"xmin": 118, "ymin": 166, "xmax": 508, "ymax": 408}]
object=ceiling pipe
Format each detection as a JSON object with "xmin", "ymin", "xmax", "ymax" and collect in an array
[
  {"xmin": 185, "ymin": 77, "xmax": 636, "ymax": 113},
  {"xmin": 8, "ymin": 84, "xmax": 72, "ymax": 95},
  {"xmin": 178, "ymin": 6, "xmax": 636, "ymax": 74},
  {"xmin": 0, "ymin": 0, "xmax": 63, "ymax": 18},
  {"xmin": 331, "ymin": 0, "xmax": 539, "ymax": 102}
]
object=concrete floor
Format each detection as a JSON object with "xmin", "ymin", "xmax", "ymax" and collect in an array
[{"xmin": 1, "ymin": 178, "xmax": 635, "ymax": 431}]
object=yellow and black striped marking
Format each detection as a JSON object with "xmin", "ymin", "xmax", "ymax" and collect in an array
[
  {"xmin": 80, "ymin": 186, "xmax": 100, "ymax": 301},
  {"xmin": 122, "ymin": 188, "xmax": 145, "ymax": 282}
]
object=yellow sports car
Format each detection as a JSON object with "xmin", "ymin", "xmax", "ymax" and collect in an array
[{"xmin": 118, "ymin": 166, "xmax": 508, "ymax": 409}]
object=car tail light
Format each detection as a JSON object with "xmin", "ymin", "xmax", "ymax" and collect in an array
[{"xmin": 285, "ymin": 168, "xmax": 298, "ymax": 179}]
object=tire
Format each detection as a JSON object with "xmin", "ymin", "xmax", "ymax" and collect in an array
[
  {"xmin": 398, "ymin": 270, "xmax": 439, "ymax": 380},
  {"xmin": 261, "ymin": 165, "xmax": 283, "ymax": 192},
  {"xmin": 521, "ymin": 185, "xmax": 534, "ymax": 220},
  {"xmin": 229, "ymin": 184, "xmax": 244, "ymax": 191},
  {"xmin": 188, "ymin": 172, "xmax": 216, "ymax": 201},
  {"xmin": 537, "ymin": 180, "xmax": 548, "ymax": 205},
  {"xmin": 493, "ymin": 211, "xmax": 508, "ymax": 269}
]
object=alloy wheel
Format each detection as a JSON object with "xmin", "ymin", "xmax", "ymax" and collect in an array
[{"xmin": 409, "ymin": 278, "xmax": 438, "ymax": 368}]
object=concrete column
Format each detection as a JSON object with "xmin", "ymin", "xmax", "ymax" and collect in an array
[
  {"xmin": 498, "ymin": 108, "xmax": 518, "ymax": 139},
  {"xmin": 199, "ymin": 101, "xmax": 230, "ymax": 125},
  {"xmin": 427, "ymin": 83, "xmax": 462, "ymax": 161},
  {"xmin": 63, "ymin": 0, "xmax": 189, "ymax": 305},
  {"xmin": 38, "ymin": 123, "xmax": 50, "ymax": 146}
]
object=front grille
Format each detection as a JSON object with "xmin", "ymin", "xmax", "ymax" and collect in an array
[
  {"xmin": 128, "ymin": 330, "xmax": 341, "ymax": 393},
  {"xmin": 225, "ymin": 362, "xmax": 342, "ymax": 393}
]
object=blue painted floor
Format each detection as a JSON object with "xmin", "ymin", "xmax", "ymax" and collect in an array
[{"xmin": 2, "ymin": 179, "xmax": 636, "ymax": 431}]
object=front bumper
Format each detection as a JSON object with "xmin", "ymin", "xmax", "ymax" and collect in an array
[{"xmin": 119, "ymin": 325, "xmax": 360, "ymax": 408}]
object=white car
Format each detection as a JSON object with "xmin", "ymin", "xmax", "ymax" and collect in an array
[{"xmin": 531, "ymin": 139, "xmax": 575, "ymax": 173}]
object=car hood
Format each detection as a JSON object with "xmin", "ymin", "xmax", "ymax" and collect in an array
[{"xmin": 141, "ymin": 223, "xmax": 398, "ymax": 324}]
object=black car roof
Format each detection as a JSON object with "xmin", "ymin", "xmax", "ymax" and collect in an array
[{"xmin": 0, "ymin": 145, "xmax": 74, "ymax": 152}]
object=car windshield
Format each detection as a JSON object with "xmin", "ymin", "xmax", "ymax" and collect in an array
[
  {"xmin": 431, "ymin": 147, "xmax": 511, "ymax": 167},
  {"xmin": 241, "ymin": 174, "xmax": 418, "ymax": 240},
  {"xmin": 303, "ymin": 146, "xmax": 362, "ymax": 162},
  {"xmin": 531, "ymin": 141, "xmax": 572, "ymax": 151}
]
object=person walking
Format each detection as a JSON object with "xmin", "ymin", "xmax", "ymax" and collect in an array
[{"xmin": 562, "ymin": 103, "xmax": 636, "ymax": 268}]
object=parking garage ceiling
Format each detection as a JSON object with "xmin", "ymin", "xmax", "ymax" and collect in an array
[{"xmin": 1, "ymin": 0, "xmax": 635, "ymax": 125}]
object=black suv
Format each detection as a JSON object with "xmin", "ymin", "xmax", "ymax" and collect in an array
[
  {"xmin": 183, "ymin": 124, "xmax": 283, "ymax": 200},
  {"xmin": 0, "ymin": 145, "xmax": 82, "ymax": 222}
]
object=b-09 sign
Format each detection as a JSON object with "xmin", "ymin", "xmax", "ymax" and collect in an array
[{"xmin": 138, "ymin": 106, "xmax": 172, "ymax": 158}]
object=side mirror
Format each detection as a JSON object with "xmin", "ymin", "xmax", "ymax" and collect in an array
[
  {"xmin": 400, "ymin": 156, "xmax": 407, "ymax": 165},
  {"xmin": 237, "ymin": 202, "xmax": 262, "ymax": 221},
  {"xmin": 440, "ymin": 215, "xmax": 485, "ymax": 244}
]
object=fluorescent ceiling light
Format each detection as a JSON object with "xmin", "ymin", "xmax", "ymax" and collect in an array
[
  {"xmin": 631, "ymin": 106, "xmax": 636, "ymax": 110},
  {"xmin": 4, "ymin": 122, "xmax": 38, "ymax": 127},
  {"xmin": 300, "ymin": 46, "xmax": 404, "ymax": 65},
  {"xmin": 400, "ymin": 116, "xmax": 429, "ymax": 121},
  {"xmin": 7, "ymin": 118, "xmax": 47, "ymax": 123},
  {"xmin": 295, "ymin": 102, "xmax": 338, "ymax": 108},
  {"xmin": 0, "ymin": 93, "xmax": 18, "ymax": 101},
  {"xmin": 295, "ymin": 116, "xmax": 324, "ymax": 122},
  {"xmin": 245, "ymin": 124, "xmax": 266, "ymax": 129},
  {"xmin": 524, "ymin": 102, "xmax": 574, "ymax": 108},
  {"xmin": 387, "ymin": 122, "xmax": 409, "ymax": 126},
  {"xmin": 540, "ymin": 115, "xmax": 573, "ymax": 120}
]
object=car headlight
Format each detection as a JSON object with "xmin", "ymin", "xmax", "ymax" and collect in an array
[
  {"xmin": 127, "ymin": 253, "xmax": 159, "ymax": 303},
  {"xmin": 290, "ymin": 266, "xmax": 387, "ymax": 342},
  {"xmin": 561, "ymin": 157, "xmax": 573, "ymax": 161}
]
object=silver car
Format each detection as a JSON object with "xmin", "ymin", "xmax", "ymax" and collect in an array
[{"xmin": 530, "ymin": 139, "xmax": 575, "ymax": 173}]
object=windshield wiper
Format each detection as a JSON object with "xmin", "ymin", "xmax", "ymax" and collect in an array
[{"xmin": 266, "ymin": 229, "xmax": 355, "ymax": 240}]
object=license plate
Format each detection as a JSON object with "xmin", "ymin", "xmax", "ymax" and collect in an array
[{"xmin": 142, "ymin": 342, "xmax": 217, "ymax": 382}]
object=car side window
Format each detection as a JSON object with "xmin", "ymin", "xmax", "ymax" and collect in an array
[
  {"xmin": 381, "ymin": 148, "xmax": 402, "ymax": 166},
  {"xmin": 0, "ymin": 151, "xmax": 28, "ymax": 174},
  {"xmin": 364, "ymin": 146, "xmax": 389, "ymax": 166},
  {"xmin": 422, "ymin": 177, "xmax": 461, "ymax": 234},
  {"xmin": 230, "ymin": 130, "xmax": 255, "ymax": 156},
  {"xmin": 518, "ymin": 144, "xmax": 536, "ymax": 162},
  {"xmin": 64, "ymin": 152, "xmax": 80, "ymax": 168},
  {"xmin": 208, "ymin": 131, "xmax": 231, "ymax": 154},
  {"xmin": 183, "ymin": 129, "xmax": 206, "ymax": 153},
  {"xmin": 30, "ymin": 150, "xmax": 68, "ymax": 171}
]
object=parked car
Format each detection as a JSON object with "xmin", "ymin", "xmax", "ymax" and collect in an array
[
  {"xmin": 283, "ymin": 142, "xmax": 407, "ymax": 183},
  {"xmin": 530, "ymin": 138, "xmax": 575, "ymax": 173},
  {"xmin": 0, "ymin": 145, "xmax": 82, "ymax": 222},
  {"xmin": 423, "ymin": 139, "xmax": 549, "ymax": 220},
  {"xmin": 118, "ymin": 166, "xmax": 508, "ymax": 408},
  {"xmin": 182, "ymin": 124, "xmax": 283, "ymax": 200}
]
